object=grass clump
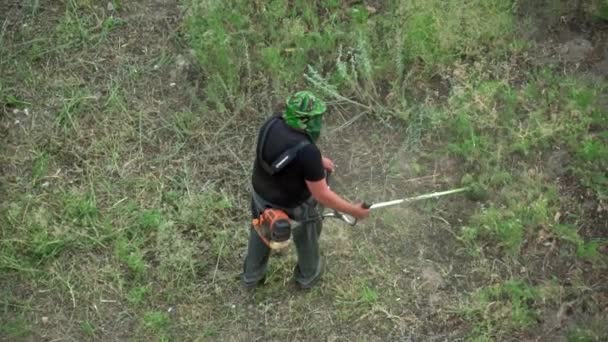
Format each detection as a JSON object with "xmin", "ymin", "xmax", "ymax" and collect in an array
[
  {"xmin": 461, "ymin": 177, "xmax": 560, "ymax": 256},
  {"xmin": 463, "ymin": 279, "xmax": 539, "ymax": 340},
  {"xmin": 399, "ymin": 0, "xmax": 516, "ymax": 67},
  {"xmin": 432, "ymin": 66, "xmax": 607, "ymax": 259},
  {"xmin": 127, "ymin": 285, "xmax": 150, "ymax": 306},
  {"xmin": 142, "ymin": 310, "xmax": 170, "ymax": 333}
]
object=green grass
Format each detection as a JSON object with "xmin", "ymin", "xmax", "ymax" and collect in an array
[
  {"xmin": 127, "ymin": 285, "xmax": 150, "ymax": 305},
  {"xmin": 142, "ymin": 310, "xmax": 170, "ymax": 332},
  {"xmin": 1, "ymin": 0, "xmax": 607, "ymax": 340},
  {"xmin": 183, "ymin": 0, "xmax": 518, "ymax": 112},
  {"xmin": 80, "ymin": 320, "xmax": 96, "ymax": 336},
  {"xmin": 463, "ymin": 279, "xmax": 539, "ymax": 340},
  {"xmin": 0, "ymin": 317, "xmax": 31, "ymax": 339}
]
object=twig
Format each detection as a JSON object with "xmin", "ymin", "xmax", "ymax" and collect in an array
[
  {"xmin": 211, "ymin": 239, "xmax": 225, "ymax": 285},
  {"xmin": 56, "ymin": 272, "xmax": 76, "ymax": 309},
  {"xmin": 328, "ymin": 111, "xmax": 368, "ymax": 134},
  {"xmin": 385, "ymin": 174, "xmax": 438, "ymax": 183},
  {"xmin": 430, "ymin": 215, "xmax": 460, "ymax": 240}
]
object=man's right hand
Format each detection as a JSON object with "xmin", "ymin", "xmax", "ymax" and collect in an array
[
  {"xmin": 349, "ymin": 203, "xmax": 370, "ymax": 220},
  {"xmin": 306, "ymin": 178, "xmax": 371, "ymax": 221}
]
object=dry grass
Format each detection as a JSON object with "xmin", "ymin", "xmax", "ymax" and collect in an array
[{"xmin": 1, "ymin": 0, "xmax": 607, "ymax": 341}]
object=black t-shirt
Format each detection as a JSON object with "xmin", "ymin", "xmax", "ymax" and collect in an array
[{"xmin": 252, "ymin": 116, "xmax": 325, "ymax": 208}]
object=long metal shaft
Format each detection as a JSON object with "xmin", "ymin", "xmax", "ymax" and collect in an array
[{"xmin": 369, "ymin": 187, "xmax": 468, "ymax": 210}]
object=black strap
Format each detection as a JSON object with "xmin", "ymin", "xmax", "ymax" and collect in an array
[
  {"xmin": 257, "ymin": 117, "xmax": 280, "ymax": 174},
  {"xmin": 257, "ymin": 117, "xmax": 311, "ymax": 175}
]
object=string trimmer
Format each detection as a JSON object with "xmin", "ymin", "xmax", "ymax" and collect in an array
[
  {"xmin": 252, "ymin": 171, "xmax": 471, "ymax": 250},
  {"xmin": 323, "ymin": 187, "xmax": 469, "ymax": 226}
]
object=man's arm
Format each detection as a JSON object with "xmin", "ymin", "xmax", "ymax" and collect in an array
[{"xmin": 306, "ymin": 178, "xmax": 369, "ymax": 219}]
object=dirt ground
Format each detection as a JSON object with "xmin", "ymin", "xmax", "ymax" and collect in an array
[{"xmin": 1, "ymin": 0, "xmax": 607, "ymax": 341}]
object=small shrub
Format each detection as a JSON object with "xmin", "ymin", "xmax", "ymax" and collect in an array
[
  {"xmin": 127, "ymin": 285, "xmax": 150, "ymax": 305},
  {"xmin": 464, "ymin": 279, "xmax": 539, "ymax": 339}
]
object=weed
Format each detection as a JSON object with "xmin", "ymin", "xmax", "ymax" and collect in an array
[
  {"xmin": 105, "ymin": 77, "xmax": 127, "ymax": 113},
  {"xmin": 172, "ymin": 111, "xmax": 199, "ymax": 139},
  {"xmin": 0, "ymin": 317, "xmax": 30, "ymax": 339},
  {"xmin": 463, "ymin": 279, "xmax": 539, "ymax": 340},
  {"xmin": 136, "ymin": 209, "xmax": 163, "ymax": 232},
  {"xmin": 100, "ymin": 16, "xmax": 125, "ymax": 39},
  {"xmin": 115, "ymin": 236, "xmax": 146, "ymax": 276},
  {"xmin": 400, "ymin": 0, "xmax": 515, "ymax": 68},
  {"xmin": 30, "ymin": 229, "xmax": 68, "ymax": 262},
  {"xmin": 462, "ymin": 208, "xmax": 524, "ymax": 255},
  {"xmin": 55, "ymin": 0, "xmax": 94, "ymax": 47},
  {"xmin": 335, "ymin": 280, "xmax": 381, "ymax": 317},
  {"xmin": 0, "ymin": 92, "xmax": 30, "ymax": 109},
  {"xmin": 128, "ymin": 285, "xmax": 150, "ymax": 305},
  {"xmin": 567, "ymin": 329, "xmax": 595, "ymax": 342},
  {"xmin": 576, "ymin": 240, "xmax": 601, "ymax": 261},
  {"xmin": 64, "ymin": 190, "xmax": 98, "ymax": 224},
  {"xmin": 360, "ymin": 285, "xmax": 379, "ymax": 306},
  {"xmin": 572, "ymin": 136, "xmax": 608, "ymax": 200},
  {"xmin": 80, "ymin": 320, "xmax": 96, "ymax": 336},
  {"xmin": 56, "ymin": 88, "xmax": 94, "ymax": 131},
  {"xmin": 31, "ymin": 151, "xmax": 49, "ymax": 185},
  {"xmin": 142, "ymin": 310, "xmax": 169, "ymax": 332}
]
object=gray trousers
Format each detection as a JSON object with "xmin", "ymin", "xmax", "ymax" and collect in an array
[{"xmin": 241, "ymin": 192, "xmax": 323, "ymax": 288}]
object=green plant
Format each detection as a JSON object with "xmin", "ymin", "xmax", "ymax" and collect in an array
[
  {"xmin": 127, "ymin": 285, "xmax": 150, "ymax": 305},
  {"xmin": 464, "ymin": 279, "xmax": 539, "ymax": 339},
  {"xmin": 0, "ymin": 317, "xmax": 31, "ymax": 339},
  {"xmin": 572, "ymin": 136, "xmax": 608, "ymax": 200},
  {"xmin": 360, "ymin": 285, "xmax": 379, "ymax": 306},
  {"xmin": 31, "ymin": 151, "xmax": 49, "ymax": 185},
  {"xmin": 142, "ymin": 311, "xmax": 169, "ymax": 332},
  {"xmin": 63, "ymin": 190, "xmax": 98, "ymax": 225},
  {"xmin": 567, "ymin": 327, "xmax": 600, "ymax": 342},
  {"xmin": 115, "ymin": 236, "xmax": 146, "ymax": 276},
  {"xmin": 80, "ymin": 321, "xmax": 96, "ymax": 336},
  {"xmin": 136, "ymin": 209, "xmax": 163, "ymax": 232},
  {"xmin": 576, "ymin": 240, "xmax": 601, "ymax": 260},
  {"xmin": 400, "ymin": 0, "xmax": 515, "ymax": 68},
  {"xmin": 55, "ymin": 0, "xmax": 94, "ymax": 47},
  {"xmin": 105, "ymin": 77, "xmax": 127, "ymax": 113},
  {"xmin": 56, "ymin": 88, "xmax": 94, "ymax": 131},
  {"xmin": 172, "ymin": 111, "xmax": 199, "ymax": 138}
]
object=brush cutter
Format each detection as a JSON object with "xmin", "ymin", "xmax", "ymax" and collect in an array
[
  {"xmin": 322, "ymin": 187, "xmax": 469, "ymax": 226},
  {"xmin": 252, "ymin": 168, "xmax": 469, "ymax": 250}
]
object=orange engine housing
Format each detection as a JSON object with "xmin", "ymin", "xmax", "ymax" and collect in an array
[{"xmin": 252, "ymin": 209, "xmax": 292, "ymax": 249}]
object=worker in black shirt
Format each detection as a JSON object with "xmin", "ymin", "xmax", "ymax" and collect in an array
[{"xmin": 242, "ymin": 91, "xmax": 369, "ymax": 289}]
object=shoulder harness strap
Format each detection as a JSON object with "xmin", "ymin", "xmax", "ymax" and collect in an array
[{"xmin": 257, "ymin": 116, "xmax": 311, "ymax": 175}]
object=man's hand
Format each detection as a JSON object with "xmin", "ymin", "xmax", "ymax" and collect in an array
[
  {"xmin": 349, "ymin": 203, "xmax": 370, "ymax": 220},
  {"xmin": 322, "ymin": 156, "xmax": 334, "ymax": 172},
  {"xmin": 306, "ymin": 179, "xmax": 371, "ymax": 222}
]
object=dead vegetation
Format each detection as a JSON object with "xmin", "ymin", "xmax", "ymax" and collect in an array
[{"xmin": 1, "ymin": 0, "xmax": 606, "ymax": 341}]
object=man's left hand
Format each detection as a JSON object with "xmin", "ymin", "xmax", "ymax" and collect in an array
[{"xmin": 322, "ymin": 156, "xmax": 335, "ymax": 172}]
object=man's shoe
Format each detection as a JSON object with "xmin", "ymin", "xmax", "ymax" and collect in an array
[{"xmin": 242, "ymin": 276, "xmax": 266, "ymax": 290}]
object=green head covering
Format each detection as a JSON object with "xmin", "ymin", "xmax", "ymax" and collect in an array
[{"xmin": 283, "ymin": 91, "xmax": 327, "ymax": 142}]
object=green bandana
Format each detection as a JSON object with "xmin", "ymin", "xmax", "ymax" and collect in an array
[{"xmin": 283, "ymin": 91, "xmax": 326, "ymax": 142}]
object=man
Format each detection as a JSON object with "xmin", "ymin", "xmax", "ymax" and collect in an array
[{"xmin": 242, "ymin": 90, "xmax": 370, "ymax": 289}]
